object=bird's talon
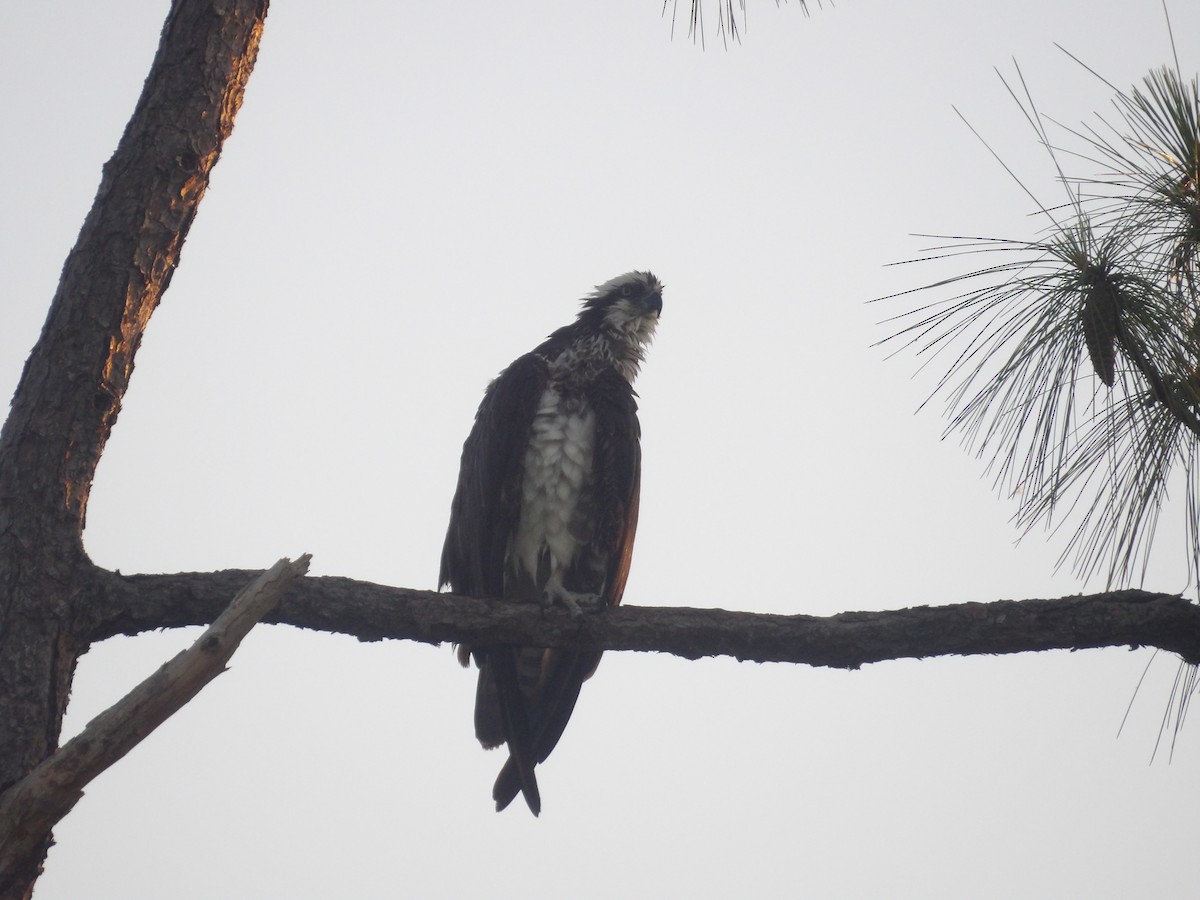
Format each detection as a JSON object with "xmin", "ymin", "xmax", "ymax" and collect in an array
[{"xmin": 543, "ymin": 587, "xmax": 597, "ymax": 618}]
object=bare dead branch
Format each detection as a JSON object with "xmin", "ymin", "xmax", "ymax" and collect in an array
[
  {"xmin": 0, "ymin": 556, "xmax": 308, "ymax": 890},
  {"xmin": 91, "ymin": 570, "xmax": 1200, "ymax": 668}
]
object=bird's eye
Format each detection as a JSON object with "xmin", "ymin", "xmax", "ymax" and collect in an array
[{"xmin": 621, "ymin": 284, "xmax": 634, "ymax": 297}]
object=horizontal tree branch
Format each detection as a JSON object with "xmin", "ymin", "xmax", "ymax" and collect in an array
[
  {"xmin": 0, "ymin": 557, "xmax": 308, "ymax": 893},
  {"xmin": 89, "ymin": 568, "xmax": 1200, "ymax": 668}
]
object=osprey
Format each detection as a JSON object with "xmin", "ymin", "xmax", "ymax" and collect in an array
[{"xmin": 439, "ymin": 271, "xmax": 662, "ymax": 815}]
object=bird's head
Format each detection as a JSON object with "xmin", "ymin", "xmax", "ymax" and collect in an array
[{"xmin": 580, "ymin": 271, "xmax": 663, "ymax": 346}]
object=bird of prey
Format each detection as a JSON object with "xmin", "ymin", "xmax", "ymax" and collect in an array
[{"xmin": 439, "ymin": 271, "xmax": 663, "ymax": 815}]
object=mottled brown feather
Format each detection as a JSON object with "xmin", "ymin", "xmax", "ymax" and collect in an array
[{"xmin": 440, "ymin": 272, "xmax": 659, "ymax": 815}]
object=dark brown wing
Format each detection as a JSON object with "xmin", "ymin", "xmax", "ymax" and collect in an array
[
  {"xmin": 492, "ymin": 368, "xmax": 642, "ymax": 811},
  {"xmin": 439, "ymin": 352, "xmax": 548, "ymax": 599},
  {"xmin": 440, "ymin": 352, "xmax": 549, "ymax": 814},
  {"xmin": 586, "ymin": 368, "xmax": 643, "ymax": 610}
]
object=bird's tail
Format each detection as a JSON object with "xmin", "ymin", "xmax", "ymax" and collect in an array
[
  {"xmin": 492, "ymin": 650, "xmax": 599, "ymax": 812},
  {"xmin": 492, "ymin": 752, "xmax": 526, "ymax": 812},
  {"xmin": 490, "ymin": 647, "xmax": 540, "ymax": 815}
]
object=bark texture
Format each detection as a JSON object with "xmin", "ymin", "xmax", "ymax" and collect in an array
[
  {"xmin": 0, "ymin": 557, "xmax": 306, "ymax": 887},
  {"xmin": 91, "ymin": 574, "xmax": 1200, "ymax": 667},
  {"xmin": 0, "ymin": 2, "xmax": 268, "ymax": 897}
]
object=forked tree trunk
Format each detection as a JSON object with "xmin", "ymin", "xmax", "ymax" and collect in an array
[{"xmin": 0, "ymin": 3, "xmax": 268, "ymax": 895}]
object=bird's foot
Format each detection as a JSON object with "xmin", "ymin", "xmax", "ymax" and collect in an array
[{"xmin": 541, "ymin": 587, "xmax": 601, "ymax": 619}]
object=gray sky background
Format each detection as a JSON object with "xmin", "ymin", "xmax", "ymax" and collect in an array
[{"xmin": 4, "ymin": 1, "xmax": 1200, "ymax": 897}]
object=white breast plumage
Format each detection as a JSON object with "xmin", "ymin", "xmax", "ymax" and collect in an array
[{"xmin": 511, "ymin": 386, "xmax": 595, "ymax": 590}]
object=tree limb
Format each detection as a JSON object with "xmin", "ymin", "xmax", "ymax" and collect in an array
[
  {"xmin": 91, "ymin": 570, "xmax": 1200, "ymax": 668},
  {"xmin": 0, "ymin": 556, "xmax": 308, "ymax": 893},
  {"xmin": 0, "ymin": 0, "xmax": 268, "ymax": 548},
  {"xmin": 0, "ymin": 6, "xmax": 269, "ymax": 893}
]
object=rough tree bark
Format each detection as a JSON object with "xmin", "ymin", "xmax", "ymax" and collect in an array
[
  {"xmin": 1, "ymin": 2, "xmax": 1198, "ymax": 898},
  {"xmin": 89, "ymin": 573, "xmax": 1200, "ymax": 668},
  {"xmin": 0, "ymin": 1, "xmax": 269, "ymax": 896},
  {"xmin": 0, "ymin": 556, "xmax": 309, "ymax": 887}
]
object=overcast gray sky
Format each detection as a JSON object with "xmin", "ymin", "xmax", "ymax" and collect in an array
[{"xmin": 4, "ymin": 1, "xmax": 1200, "ymax": 897}]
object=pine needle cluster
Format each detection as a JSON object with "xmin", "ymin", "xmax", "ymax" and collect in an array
[{"xmin": 880, "ymin": 51, "xmax": 1200, "ymax": 589}]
